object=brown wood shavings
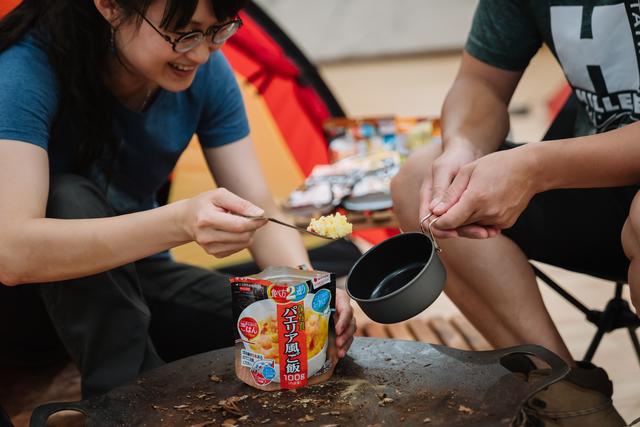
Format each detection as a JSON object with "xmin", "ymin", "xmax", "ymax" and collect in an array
[
  {"xmin": 458, "ymin": 404, "xmax": 474, "ymax": 414},
  {"xmin": 173, "ymin": 404, "xmax": 190, "ymax": 410},
  {"xmin": 218, "ymin": 395, "xmax": 248, "ymax": 417},
  {"xmin": 209, "ymin": 374, "xmax": 223, "ymax": 383},
  {"xmin": 377, "ymin": 396, "xmax": 394, "ymax": 407}
]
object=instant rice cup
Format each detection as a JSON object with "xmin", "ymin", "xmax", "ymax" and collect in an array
[{"xmin": 231, "ymin": 267, "xmax": 337, "ymax": 390}]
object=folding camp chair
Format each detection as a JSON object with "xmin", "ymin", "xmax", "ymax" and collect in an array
[{"xmin": 532, "ymin": 92, "xmax": 640, "ymax": 365}]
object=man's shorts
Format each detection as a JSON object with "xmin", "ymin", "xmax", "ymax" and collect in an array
[{"xmin": 500, "ymin": 142, "xmax": 638, "ymax": 280}]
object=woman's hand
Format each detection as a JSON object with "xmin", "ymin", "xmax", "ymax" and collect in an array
[
  {"xmin": 430, "ymin": 145, "xmax": 540, "ymax": 238},
  {"xmin": 420, "ymin": 145, "xmax": 499, "ymax": 239},
  {"xmin": 180, "ymin": 188, "xmax": 267, "ymax": 258},
  {"xmin": 334, "ymin": 289, "xmax": 357, "ymax": 358}
]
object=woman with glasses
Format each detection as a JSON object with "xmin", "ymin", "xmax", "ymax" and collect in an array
[{"xmin": 0, "ymin": 0, "xmax": 355, "ymax": 398}]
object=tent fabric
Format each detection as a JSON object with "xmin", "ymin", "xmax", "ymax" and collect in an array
[
  {"xmin": 0, "ymin": 0, "xmax": 19, "ymax": 19},
  {"xmin": 223, "ymin": 3, "xmax": 341, "ymax": 176}
]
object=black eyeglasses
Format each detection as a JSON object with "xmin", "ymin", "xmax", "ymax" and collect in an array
[{"xmin": 138, "ymin": 12, "xmax": 242, "ymax": 53}]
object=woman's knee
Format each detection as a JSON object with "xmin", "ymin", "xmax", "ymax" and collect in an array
[{"xmin": 47, "ymin": 174, "xmax": 113, "ymax": 219}]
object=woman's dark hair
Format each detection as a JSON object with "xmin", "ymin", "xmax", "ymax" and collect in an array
[{"xmin": 0, "ymin": 0, "xmax": 246, "ymax": 173}]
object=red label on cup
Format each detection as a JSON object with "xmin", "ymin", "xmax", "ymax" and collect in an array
[
  {"xmin": 268, "ymin": 285, "xmax": 290, "ymax": 303},
  {"xmin": 239, "ymin": 317, "xmax": 259, "ymax": 340},
  {"xmin": 277, "ymin": 302, "xmax": 308, "ymax": 389}
]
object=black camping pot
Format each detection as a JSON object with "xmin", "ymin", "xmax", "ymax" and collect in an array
[{"xmin": 346, "ymin": 232, "xmax": 445, "ymax": 324}]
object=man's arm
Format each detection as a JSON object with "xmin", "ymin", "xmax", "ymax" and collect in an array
[
  {"xmin": 420, "ymin": 52, "xmax": 523, "ymax": 238},
  {"xmin": 440, "ymin": 51, "xmax": 523, "ymax": 157},
  {"xmin": 532, "ymin": 122, "xmax": 640, "ymax": 189},
  {"xmin": 432, "ymin": 121, "xmax": 640, "ymax": 234}
]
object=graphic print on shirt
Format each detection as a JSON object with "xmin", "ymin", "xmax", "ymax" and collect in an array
[{"xmin": 550, "ymin": 2, "xmax": 640, "ymax": 131}]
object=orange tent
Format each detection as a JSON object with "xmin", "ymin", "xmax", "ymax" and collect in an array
[{"xmin": 0, "ymin": 0, "xmax": 19, "ymax": 18}]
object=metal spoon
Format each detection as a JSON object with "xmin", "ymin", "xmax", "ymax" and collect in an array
[{"xmin": 236, "ymin": 214, "xmax": 337, "ymax": 240}]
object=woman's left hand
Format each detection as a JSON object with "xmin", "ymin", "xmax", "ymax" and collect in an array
[{"xmin": 334, "ymin": 289, "xmax": 357, "ymax": 358}]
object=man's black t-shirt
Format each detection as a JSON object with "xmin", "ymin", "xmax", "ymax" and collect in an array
[{"xmin": 466, "ymin": 0, "xmax": 640, "ymax": 135}]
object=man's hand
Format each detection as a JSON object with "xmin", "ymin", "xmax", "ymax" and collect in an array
[
  {"xmin": 420, "ymin": 145, "xmax": 499, "ymax": 239},
  {"xmin": 334, "ymin": 289, "xmax": 356, "ymax": 358},
  {"xmin": 430, "ymin": 146, "xmax": 539, "ymax": 238}
]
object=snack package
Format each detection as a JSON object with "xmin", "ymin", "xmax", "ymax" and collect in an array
[
  {"xmin": 231, "ymin": 267, "xmax": 337, "ymax": 390},
  {"xmin": 283, "ymin": 151, "xmax": 401, "ymax": 215}
]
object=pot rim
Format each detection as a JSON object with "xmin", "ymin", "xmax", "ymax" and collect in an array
[{"xmin": 345, "ymin": 232, "xmax": 437, "ymax": 303}]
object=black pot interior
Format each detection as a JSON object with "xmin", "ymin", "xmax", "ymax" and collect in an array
[{"xmin": 348, "ymin": 233, "xmax": 433, "ymax": 300}]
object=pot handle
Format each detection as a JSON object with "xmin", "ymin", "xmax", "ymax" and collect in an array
[
  {"xmin": 419, "ymin": 213, "xmax": 441, "ymax": 253},
  {"xmin": 486, "ymin": 344, "xmax": 570, "ymax": 397},
  {"xmin": 29, "ymin": 401, "xmax": 88, "ymax": 427}
]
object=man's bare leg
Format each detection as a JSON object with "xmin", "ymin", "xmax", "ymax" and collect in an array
[
  {"xmin": 391, "ymin": 144, "xmax": 574, "ymax": 364},
  {"xmin": 621, "ymin": 192, "xmax": 640, "ymax": 314}
]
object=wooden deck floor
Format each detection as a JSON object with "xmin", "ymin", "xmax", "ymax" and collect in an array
[{"xmin": 354, "ymin": 312, "xmax": 491, "ymax": 352}]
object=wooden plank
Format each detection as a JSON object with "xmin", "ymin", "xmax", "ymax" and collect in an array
[
  {"xmin": 385, "ymin": 322, "xmax": 414, "ymax": 341},
  {"xmin": 450, "ymin": 314, "xmax": 492, "ymax": 351},
  {"xmin": 429, "ymin": 317, "xmax": 472, "ymax": 350},
  {"xmin": 364, "ymin": 322, "xmax": 389, "ymax": 338},
  {"xmin": 406, "ymin": 318, "xmax": 441, "ymax": 344}
]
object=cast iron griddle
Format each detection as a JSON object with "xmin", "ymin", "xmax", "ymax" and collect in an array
[{"xmin": 31, "ymin": 337, "xmax": 568, "ymax": 427}]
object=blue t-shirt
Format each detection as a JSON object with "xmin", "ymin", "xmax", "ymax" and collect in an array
[{"xmin": 0, "ymin": 33, "xmax": 249, "ymax": 215}]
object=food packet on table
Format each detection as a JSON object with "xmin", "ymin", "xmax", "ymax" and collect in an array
[{"xmin": 231, "ymin": 267, "xmax": 337, "ymax": 390}]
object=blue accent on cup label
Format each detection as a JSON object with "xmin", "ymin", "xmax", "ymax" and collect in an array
[
  {"xmin": 262, "ymin": 364, "xmax": 276, "ymax": 380},
  {"xmin": 291, "ymin": 282, "xmax": 308, "ymax": 302},
  {"xmin": 251, "ymin": 359, "xmax": 275, "ymax": 386},
  {"xmin": 312, "ymin": 289, "xmax": 331, "ymax": 313}
]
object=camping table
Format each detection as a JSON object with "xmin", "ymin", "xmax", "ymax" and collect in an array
[{"xmin": 31, "ymin": 337, "xmax": 568, "ymax": 427}]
